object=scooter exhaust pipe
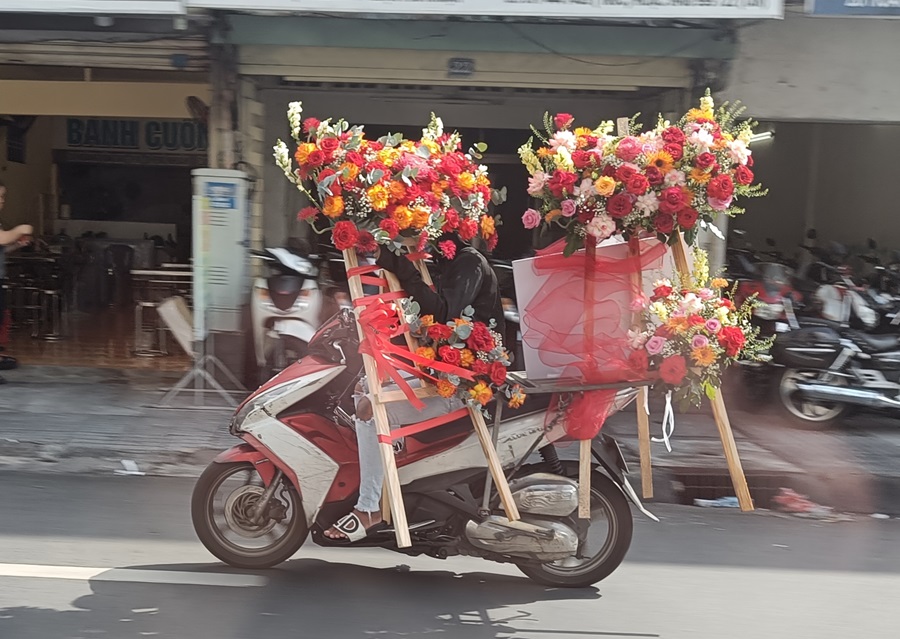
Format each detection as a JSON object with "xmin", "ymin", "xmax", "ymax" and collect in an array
[{"xmin": 795, "ymin": 383, "xmax": 900, "ymax": 409}]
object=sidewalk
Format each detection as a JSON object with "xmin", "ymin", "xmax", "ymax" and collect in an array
[{"xmin": 2, "ymin": 365, "xmax": 899, "ymax": 515}]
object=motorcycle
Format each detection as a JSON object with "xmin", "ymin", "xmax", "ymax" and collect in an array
[
  {"xmin": 250, "ymin": 247, "xmax": 352, "ymax": 384},
  {"xmin": 192, "ymin": 308, "xmax": 653, "ymax": 588}
]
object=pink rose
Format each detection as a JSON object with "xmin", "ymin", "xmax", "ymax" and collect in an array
[
  {"xmin": 705, "ymin": 319, "xmax": 722, "ymax": 333},
  {"xmin": 527, "ymin": 171, "xmax": 547, "ymax": 196},
  {"xmin": 691, "ymin": 334, "xmax": 710, "ymax": 349},
  {"xmin": 521, "ymin": 208, "xmax": 542, "ymax": 229},
  {"xmin": 708, "ymin": 195, "xmax": 733, "ymax": 211},
  {"xmin": 645, "ymin": 335, "xmax": 667, "ymax": 356},
  {"xmin": 615, "ymin": 136, "xmax": 642, "ymax": 162},
  {"xmin": 561, "ymin": 199, "xmax": 577, "ymax": 218},
  {"xmin": 697, "ymin": 287, "xmax": 715, "ymax": 300}
]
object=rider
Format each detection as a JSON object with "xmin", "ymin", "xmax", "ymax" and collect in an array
[{"xmin": 325, "ymin": 232, "xmax": 505, "ymax": 541}]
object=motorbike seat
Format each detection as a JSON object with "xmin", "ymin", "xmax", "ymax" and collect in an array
[
  {"xmin": 407, "ymin": 393, "xmax": 554, "ymax": 445},
  {"xmin": 848, "ymin": 330, "xmax": 900, "ymax": 353}
]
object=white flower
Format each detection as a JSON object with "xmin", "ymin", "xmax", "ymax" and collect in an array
[
  {"xmin": 653, "ymin": 278, "xmax": 672, "ymax": 289},
  {"xmin": 688, "ymin": 129, "xmax": 714, "ymax": 151},
  {"xmin": 575, "ymin": 178, "xmax": 595, "ymax": 197},
  {"xmin": 700, "ymin": 95, "xmax": 715, "ymax": 111},
  {"xmin": 627, "ymin": 329, "xmax": 649, "ymax": 350},
  {"xmin": 554, "ymin": 146, "xmax": 575, "ymax": 170},
  {"xmin": 680, "ymin": 293, "xmax": 703, "ymax": 315},
  {"xmin": 664, "ymin": 170, "xmax": 687, "ymax": 187},
  {"xmin": 585, "ymin": 213, "xmax": 616, "ymax": 240},
  {"xmin": 635, "ymin": 192, "xmax": 660, "ymax": 216},
  {"xmin": 649, "ymin": 301, "xmax": 669, "ymax": 321},
  {"xmin": 727, "ymin": 139, "xmax": 751, "ymax": 165},
  {"xmin": 287, "ymin": 101, "xmax": 303, "ymax": 141},
  {"xmin": 549, "ymin": 131, "xmax": 577, "ymax": 151}
]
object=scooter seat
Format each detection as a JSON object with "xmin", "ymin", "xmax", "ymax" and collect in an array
[{"xmin": 848, "ymin": 331, "xmax": 900, "ymax": 354}]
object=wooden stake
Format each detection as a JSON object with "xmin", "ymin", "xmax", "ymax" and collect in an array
[
  {"xmin": 669, "ymin": 237, "xmax": 754, "ymax": 512},
  {"xmin": 579, "ymin": 235, "xmax": 599, "ymax": 519},
  {"xmin": 469, "ymin": 406, "xmax": 521, "ymax": 521},
  {"xmin": 578, "ymin": 439, "xmax": 592, "ymax": 518},
  {"xmin": 342, "ymin": 249, "xmax": 412, "ymax": 547},
  {"xmin": 627, "ymin": 239, "xmax": 653, "ymax": 499}
]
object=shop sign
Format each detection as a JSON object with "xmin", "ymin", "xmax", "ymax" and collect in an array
[
  {"xmin": 189, "ymin": 0, "xmax": 783, "ymax": 20},
  {"xmin": 805, "ymin": 0, "xmax": 900, "ymax": 16},
  {"xmin": 1, "ymin": 0, "xmax": 185, "ymax": 13},
  {"xmin": 60, "ymin": 118, "xmax": 207, "ymax": 155}
]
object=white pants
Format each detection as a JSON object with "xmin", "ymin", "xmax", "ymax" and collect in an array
[{"xmin": 354, "ymin": 378, "xmax": 462, "ymax": 513}]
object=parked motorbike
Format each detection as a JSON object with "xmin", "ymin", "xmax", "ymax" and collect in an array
[{"xmin": 192, "ymin": 308, "xmax": 653, "ymax": 588}]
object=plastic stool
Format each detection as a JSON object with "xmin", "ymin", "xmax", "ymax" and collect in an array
[{"xmin": 134, "ymin": 301, "xmax": 168, "ymax": 357}]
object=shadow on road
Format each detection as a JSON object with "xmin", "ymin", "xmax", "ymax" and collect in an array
[{"xmin": 0, "ymin": 558, "xmax": 661, "ymax": 639}]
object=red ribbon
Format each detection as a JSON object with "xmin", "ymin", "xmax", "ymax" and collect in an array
[
  {"xmin": 377, "ymin": 407, "xmax": 470, "ymax": 444},
  {"xmin": 522, "ymin": 235, "xmax": 668, "ymax": 439}
]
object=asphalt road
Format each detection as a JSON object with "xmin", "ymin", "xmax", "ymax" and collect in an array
[{"xmin": 0, "ymin": 473, "xmax": 897, "ymax": 639}]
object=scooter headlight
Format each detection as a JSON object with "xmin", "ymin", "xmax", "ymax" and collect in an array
[{"xmin": 229, "ymin": 380, "xmax": 301, "ymax": 434}]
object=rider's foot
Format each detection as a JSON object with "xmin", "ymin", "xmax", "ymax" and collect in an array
[{"xmin": 324, "ymin": 509, "xmax": 383, "ymax": 541}]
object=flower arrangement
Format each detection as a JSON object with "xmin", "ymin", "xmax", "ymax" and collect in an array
[
  {"xmin": 628, "ymin": 249, "xmax": 770, "ymax": 406},
  {"xmin": 403, "ymin": 303, "xmax": 526, "ymax": 410},
  {"xmin": 518, "ymin": 91, "xmax": 767, "ymax": 256},
  {"xmin": 274, "ymin": 102, "xmax": 501, "ymax": 257}
]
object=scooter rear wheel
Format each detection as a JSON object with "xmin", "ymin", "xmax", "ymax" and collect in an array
[
  {"xmin": 517, "ymin": 471, "xmax": 633, "ymax": 588},
  {"xmin": 192, "ymin": 461, "xmax": 308, "ymax": 569}
]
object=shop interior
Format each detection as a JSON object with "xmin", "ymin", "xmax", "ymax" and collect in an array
[{"xmin": 1, "ymin": 114, "xmax": 204, "ymax": 371}]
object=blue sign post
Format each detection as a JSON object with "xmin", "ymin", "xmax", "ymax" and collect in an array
[{"xmin": 806, "ymin": 0, "xmax": 900, "ymax": 16}]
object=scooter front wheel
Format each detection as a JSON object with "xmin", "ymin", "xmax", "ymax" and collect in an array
[{"xmin": 191, "ymin": 461, "xmax": 308, "ymax": 569}]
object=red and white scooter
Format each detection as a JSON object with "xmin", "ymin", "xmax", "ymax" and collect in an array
[{"xmin": 192, "ymin": 308, "xmax": 655, "ymax": 588}]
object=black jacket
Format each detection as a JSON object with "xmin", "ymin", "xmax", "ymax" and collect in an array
[{"xmin": 376, "ymin": 246, "xmax": 505, "ymax": 337}]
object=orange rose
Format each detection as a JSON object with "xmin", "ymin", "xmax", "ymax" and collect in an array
[
  {"xmin": 419, "ymin": 315, "xmax": 435, "ymax": 327},
  {"xmin": 322, "ymin": 195, "xmax": 345, "ymax": 218},
  {"xmin": 340, "ymin": 162, "xmax": 360, "ymax": 182},
  {"xmin": 711, "ymin": 278, "xmax": 729, "ymax": 289},
  {"xmin": 459, "ymin": 349, "xmax": 475, "ymax": 368},
  {"xmin": 294, "ymin": 142, "xmax": 316, "ymax": 164},
  {"xmin": 436, "ymin": 379, "xmax": 457, "ymax": 398},
  {"xmin": 469, "ymin": 381, "xmax": 494, "ymax": 406},
  {"xmin": 457, "ymin": 172, "xmax": 476, "ymax": 191},
  {"xmin": 480, "ymin": 216, "xmax": 496, "ymax": 239},
  {"xmin": 412, "ymin": 207, "xmax": 431, "ymax": 230},
  {"xmin": 594, "ymin": 176, "xmax": 616, "ymax": 197},
  {"xmin": 416, "ymin": 346, "xmax": 436, "ymax": 361},
  {"xmin": 392, "ymin": 205, "xmax": 413, "ymax": 230},
  {"xmin": 389, "ymin": 181, "xmax": 407, "ymax": 201},
  {"xmin": 367, "ymin": 185, "xmax": 389, "ymax": 211}
]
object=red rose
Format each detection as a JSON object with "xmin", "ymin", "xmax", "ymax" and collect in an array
[
  {"xmin": 689, "ymin": 314, "xmax": 706, "ymax": 326},
  {"xmin": 379, "ymin": 218, "xmax": 400, "ymax": 238},
  {"xmin": 746, "ymin": 155, "xmax": 754, "ymax": 168},
  {"xmin": 345, "ymin": 151, "xmax": 365, "ymax": 167},
  {"xmin": 661, "ymin": 127, "xmax": 685, "ymax": 145},
  {"xmin": 645, "ymin": 166, "xmax": 665, "ymax": 187},
  {"xmin": 572, "ymin": 150, "xmax": 593, "ymax": 170},
  {"xmin": 467, "ymin": 322, "xmax": 495, "ymax": 352},
  {"xmin": 428, "ymin": 324, "xmax": 454, "ymax": 341},
  {"xmin": 440, "ymin": 153, "xmax": 467, "ymax": 177},
  {"xmin": 439, "ymin": 345, "xmax": 462, "ymax": 367},
  {"xmin": 628, "ymin": 349, "xmax": 649, "ymax": 373},
  {"xmin": 607, "ymin": 193, "xmax": 634, "ymax": 219},
  {"xmin": 298, "ymin": 206, "xmax": 318, "ymax": 221},
  {"xmin": 319, "ymin": 137, "xmax": 341, "ymax": 154},
  {"xmin": 367, "ymin": 141, "xmax": 384, "ymax": 152},
  {"xmin": 626, "ymin": 174, "xmax": 650, "ymax": 196},
  {"xmin": 655, "ymin": 325, "xmax": 674, "ymax": 338},
  {"xmin": 659, "ymin": 186, "xmax": 687, "ymax": 214},
  {"xmin": 695, "ymin": 152, "xmax": 717, "ymax": 170},
  {"xmin": 659, "ymin": 355, "xmax": 688, "ymax": 385},
  {"xmin": 717, "ymin": 326, "xmax": 746, "ymax": 358},
  {"xmin": 584, "ymin": 135, "xmax": 599, "ymax": 148},
  {"xmin": 602, "ymin": 164, "xmax": 618, "ymax": 179},
  {"xmin": 655, "ymin": 213, "xmax": 675, "ymax": 235},
  {"xmin": 331, "ymin": 221, "xmax": 359, "ymax": 250},
  {"xmin": 707, "ymin": 174, "xmax": 735, "ymax": 201},
  {"xmin": 459, "ymin": 219, "xmax": 478, "ymax": 241},
  {"xmin": 443, "ymin": 210, "xmax": 460, "ymax": 231},
  {"xmin": 677, "ymin": 206, "xmax": 699, "ymax": 230},
  {"xmin": 652, "ymin": 285, "xmax": 673, "ymax": 300},
  {"xmin": 489, "ymin": 362, "xmax": 507, "ymax": 386},
  {"xmin": 307, "ymin": 149, "xmax": 326, "ymax": 167},
  {"xmin": 554, "ymin": 113, "xmax": 575, "ymax": 130},
  {"xmin": 547, "ymin": 170, "xmax": 578, "ymax": 198},
  {"xmin": 472, "ymin": 360, "xmax": 489, "ymax": 376},
  {"xmin": 615, "ymin": 164, "xmax": 638, "ymax": 183},
  {"xmin": 663, "ymin": 142, "xmax": 684, "ymax": 161},
  {"xmin": 302, "ymin": 117, "xmax": 321, "ymax": 134},
  {"xmin": 357, "ymin": 231, "xmax": 377, "ymax": 253},
  {"xmin": 735, "ymin": 165, "xmax": 754, "ymax": 186}
]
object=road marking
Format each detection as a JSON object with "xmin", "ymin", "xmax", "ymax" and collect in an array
[{"xmin": 0, "ymin": 563, "xmax": 267, "ymax": 588}]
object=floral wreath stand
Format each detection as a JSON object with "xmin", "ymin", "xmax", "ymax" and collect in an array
[{"xmin": 342, "ymin": 249, "xmax": 521, "ymax": 548}]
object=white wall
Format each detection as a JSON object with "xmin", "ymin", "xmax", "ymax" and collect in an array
[{"xmin": 728, "ymin": 10, "xmax": 900, "ymax": 123}]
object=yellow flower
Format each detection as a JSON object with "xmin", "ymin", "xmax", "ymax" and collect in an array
[
  {"xmin": 399, "ymin": 140, "xmax": 416, "ymax": 152},
  {"xmin": 469, "ymin": 381, "xmax": 494, "ymax": 406},
  {"xmin": 294, "ymin": 142, "xmax": 316, "ymax": 164},
  {"xmin": 691, "ymin": 345, "xmax": 717, "ymax": 367},
  {"xmin": 667, "ymin": 315, "xmax": 691, "ymax": 334},
  {"xmin": 377, "ymin": 148, "xmax": 398, "ymax": 166},
  {"xmin": 594, "ymin": 176, "xmax": 616, "ymax": 197},
  {"xmin": 508, "ymin": 385, "xmax": 526, "ymax": 409},
  {"xmin": 646, "ymin": 150, "xmax": 674, "ymax": 174},
  {"xmin": 689, "ymin": 167, "xmax": 712, "ymax": 184},
  {"xmin": 422, "ymin": 139, "xmax": 439, "ymax": 155},
  {"xmin": 436, "ymin": 379, "xmax": 457, "ymax": 398},
  {"xmin": 322, "ymin": 195, "xmax": 344, "ymax": 218},
  {"xmin": 711, "ymin": 278, "xmax": 729, "ymax": 289},
  {"xmin": 412, "ymin": 207, "xmax": 431, "ymax": 230},
  {"xmin": 649, "ymin": 301, "xmax": 668, "ymax": 321},
  {"xmin": 480, "ymin": 216, "xmax": 496, "ymax": 239},
  {"xmin": 574, "ymin": 127, "xmax": 593, "ymax": 138},
  {"xmin": 367, "ymin": 184, "xmax": 389, "ymax": 211},
  {"xmin": 686, "ymin": 108, "xmax": 713, "ymax": 122},
  {"xmin": 392, "ymin": 205, "xmax": 413, "ymax": 230},
  {"xmin": 416, "ymin": 346, "xmax": 436, "ymax": 361},
  {"xmin": 340, "ymin": 162, "xmax": 360, "ymax": 182},
  {"xmin": 457, "ymin": 172, "xmax": 476, "ymax": 191},
  {"xmin": 475, "ymin": 174, "xmax": 491, "ymax": 187},
  {"xmin": 537, "ymin": 147, "xmax": 553, "ymax": 158},
  {"xmin": 460, "ymin": 349, "xmax": 475, "ymax": 368}
]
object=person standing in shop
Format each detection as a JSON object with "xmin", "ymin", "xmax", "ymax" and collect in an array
[{"xmin": 0, "ymin": 179, "xmax": 34, "ymax": 384}]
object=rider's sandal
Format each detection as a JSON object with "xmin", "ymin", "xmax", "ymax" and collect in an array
[{"xmin": 326, "ymin": 512, "xmax": 383, "ymax": 543}]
